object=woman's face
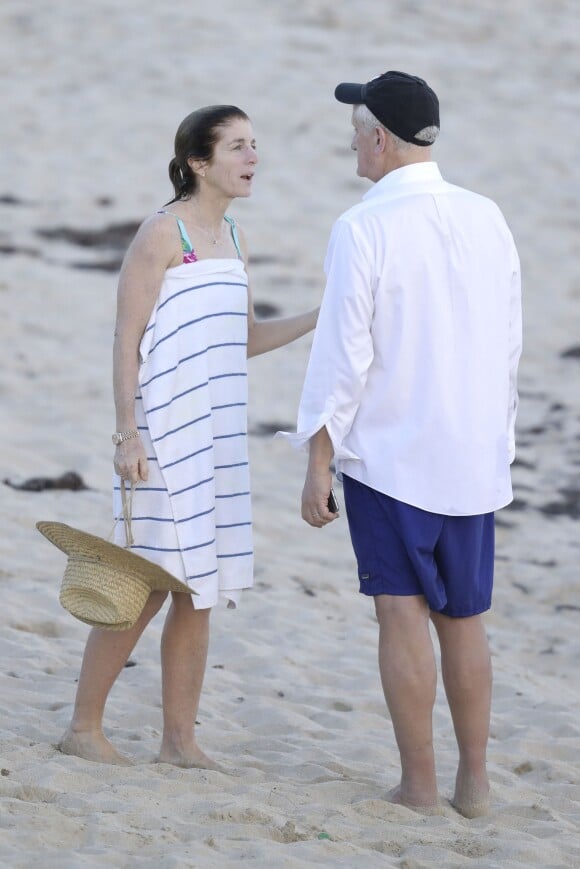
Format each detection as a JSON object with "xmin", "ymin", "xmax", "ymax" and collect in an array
[{"xmin": 200, "ymin": 117, "xmax": 258, "ymax": 199}]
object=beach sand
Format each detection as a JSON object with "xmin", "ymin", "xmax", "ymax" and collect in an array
[{"xmin": 1, "ymin": 0, "xmax": 579, "ymax": 865}]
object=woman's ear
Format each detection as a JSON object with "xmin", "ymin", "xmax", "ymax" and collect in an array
[{"xmin": 188, "ymin": 157, "xmax": 207, "ymax": 178}]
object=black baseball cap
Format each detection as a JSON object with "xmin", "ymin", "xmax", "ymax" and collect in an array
[{"xmin": 335, "ymin": 70, "xmax": 439, "ymax": 146}]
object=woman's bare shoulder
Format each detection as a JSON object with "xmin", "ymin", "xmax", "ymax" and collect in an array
[
  {"xmin": 135, "ymin": 210, "xmax": 180, "ymax": 242},
  {"xmin": 125, "ymin": 211, "xmax": 180, "ymax": 259}
]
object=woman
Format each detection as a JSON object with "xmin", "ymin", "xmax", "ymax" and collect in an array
[{"xmin": 58, "ymin": 105, "xmax": 318, "ymax": 767}]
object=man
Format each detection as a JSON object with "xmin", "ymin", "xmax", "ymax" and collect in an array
[{"xmin": 281, "ymin": 71, "xmax": 521, "ymax": 817}]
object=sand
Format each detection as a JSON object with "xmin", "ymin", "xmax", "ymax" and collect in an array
[{"xmin": 1, "ymin": 0, "xmax": 579, "ymax": 866}]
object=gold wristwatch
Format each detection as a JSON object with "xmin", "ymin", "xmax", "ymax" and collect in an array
[{"xmin": 112, "ymin": 429, "xmax": 140, "ymax": 446}]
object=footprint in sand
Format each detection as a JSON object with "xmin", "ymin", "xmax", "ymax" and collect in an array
[
  {"xmin": 9, "ymin": 621, "xmax": 63, "ymax": 639},
  {"xmin": 332, "ymin": 701, "xmax": 353, "ymax": 712},
  {"xmin": 0, "ymin": 782, "xmax": 58, "ymax": 803}
]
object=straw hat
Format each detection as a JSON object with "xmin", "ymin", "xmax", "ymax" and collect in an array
[{"xmin": 36, "ymin": 520, "xmax": 196, "ymax": 631}]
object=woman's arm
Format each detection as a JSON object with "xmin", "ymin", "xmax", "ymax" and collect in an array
[
  {"xmin": 247, "ymin": 284, "xmax": 319, "ymax": 357},
  {"xmin": 113, "ymin": 215, "xmax": 179, "ymax": 483},
  {"xmin": 236, "ymin": 224, "xmax": 319, "ymax": 358}
]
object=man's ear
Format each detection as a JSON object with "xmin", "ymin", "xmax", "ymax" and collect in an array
[{"xmin": 375, "ymin": 126, "xmax": 388, "ymax": 153}]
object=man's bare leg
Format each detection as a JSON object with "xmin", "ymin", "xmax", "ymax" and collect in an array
[
  {"xmin": 59, "ymin": 591, "xmax": 168, "ymax": 764},
  {"xmin": 375, "ymin": 594, "xmax": 440, "ymax": 810},
  {"xmin": 157, "ymin": 593, "xmax": 218, "ymax": 769},
  {"xmin": 430, "ymin": 612, "xmax": 491, "ymax": 818}
]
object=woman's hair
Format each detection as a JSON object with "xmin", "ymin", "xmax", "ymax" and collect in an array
[{"xmin": 166, "ymin": 105, "xmax": 249, "ymax": 204}]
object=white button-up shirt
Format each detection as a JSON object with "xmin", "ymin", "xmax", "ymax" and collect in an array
[{"xmin": 280, "ymin": 162, "xmax": 522, "ymax": 516}]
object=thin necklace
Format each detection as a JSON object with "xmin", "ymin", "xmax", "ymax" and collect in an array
[{"xmin": 189, "ymin": 217, "xmax": 225, "ymax": 246}]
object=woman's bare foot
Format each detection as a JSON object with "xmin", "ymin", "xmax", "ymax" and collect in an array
[
  {"xmin": 386, "ymin": 785, "xmax": 442, "ymax": 815},
  {"xmin": 451, "ymin": 770, "xmax": 490, "ymax": 818},
  {"xmin": 57, "ymin": 727, "xmax": 132, "ymax": 766},
  {"xmin": 451, "ymin": 790, "xmax": 490, "ymax": 818}
]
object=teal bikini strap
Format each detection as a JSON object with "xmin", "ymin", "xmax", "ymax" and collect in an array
[
  {"xmin": 175, "ymin": 216, "xmax": 194, "ymax": 252},
  {"xmin": 224, "ymin": 215, "xmax": 243, "ymax": 260},
  {"xmin": 157, "ymin": 209, "xmax": 193, "ymax": 252}
]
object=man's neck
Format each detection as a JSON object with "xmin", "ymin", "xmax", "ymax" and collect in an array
[{"xmin": 387, "ymin": 148, "xmax": 433, "ymax": 174}]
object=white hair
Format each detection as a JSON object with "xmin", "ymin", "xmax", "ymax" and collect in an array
[
  {"xmin": 414, "ymin": 125, "xmax": 439, "ymax": 144},
  {"xmin": 352, "ymin": 103, "xmax": 439, "ymax": 150}
]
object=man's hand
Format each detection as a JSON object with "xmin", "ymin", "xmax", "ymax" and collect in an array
[{"xmin": 301, "ymin": 468, "xmax": 339, "ymax": 528}]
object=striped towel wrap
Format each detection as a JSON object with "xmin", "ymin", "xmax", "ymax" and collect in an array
[{"xmin": 113, "ymin": 257, "xmax": 253, "ymax": 609}]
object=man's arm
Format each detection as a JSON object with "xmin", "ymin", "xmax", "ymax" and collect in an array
[
  {"xmin": 301, "ymin": 426, "xmax": 337, "ymax": 528},
  {"xmin": 281, "ymin": 217, "xmax": 375, "ymax": 450},
  {"xmin": 507, "ymin": 243, "xmax": 522, "ymax": 462},
  {"xmin": 277, "ymin": 215, "xmax": 375, "ymax": 524}
]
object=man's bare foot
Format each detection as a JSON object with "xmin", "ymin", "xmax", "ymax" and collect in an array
[
  {"xmin": 451, "ymin": 772, "xmax": 490, "ymax": 818},
  {"xmin": 57, "ymin": 728, "xmax": 132, "ymax": 766},
  {"xmin": 157, "ymin": 744, "xmax": 226, "ymax": 772},
  {"xmin": 386, "ymin": 785, "xmax": 442, "ymax": 815}
]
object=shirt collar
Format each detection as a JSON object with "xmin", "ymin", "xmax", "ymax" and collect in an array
[{"xmin": 363, "ymin": 162, "xmax": 442, "ymax": 201}]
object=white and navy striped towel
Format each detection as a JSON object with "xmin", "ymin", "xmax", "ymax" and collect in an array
[{"xmin": 113, "ymin": 257, "xmax": 253, "ymax": 609}]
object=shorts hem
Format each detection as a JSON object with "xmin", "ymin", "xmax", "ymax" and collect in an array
[
  {"xmin": 359, "ymin": 585, "xmax": 422, "ymax": 598},
  {"xmin": 432, "ymin": 601, "xmax": 492, "ymax": 618},
  {"xmin": 360, "ymin": 587, "xmax": 492, "ymax": 618}
]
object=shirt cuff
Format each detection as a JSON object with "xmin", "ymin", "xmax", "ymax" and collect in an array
[
  {"xmin": 275, "ymin": 403, "xmax": 361, "ymax": 462},
  {"xmin": 508, "ymin": 438, "xmax": 516, "ymax": 464}
]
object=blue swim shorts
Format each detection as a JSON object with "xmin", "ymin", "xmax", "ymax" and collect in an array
[{"xmin": 342, "ymin": 475, "xmax": 495, "ymax": 618}]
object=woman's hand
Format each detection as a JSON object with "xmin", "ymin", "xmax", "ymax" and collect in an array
[{"xmin": 114, "ymin": 437, "xmax": 148, "ymax": 485}]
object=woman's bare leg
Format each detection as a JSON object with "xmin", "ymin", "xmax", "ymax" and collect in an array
[
  {"xmin": 58, "ymin": 591, "xmax": 168, "ymax": 764},
  {"xmin": 157, "ymin": 593, "xmax": 217, "ymax": 768}
]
